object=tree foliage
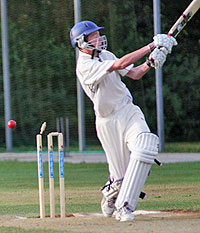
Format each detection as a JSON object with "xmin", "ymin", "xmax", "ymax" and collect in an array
[{"xmin": 0, "ymin": 0, "xmax": 200, "ymax": 148}]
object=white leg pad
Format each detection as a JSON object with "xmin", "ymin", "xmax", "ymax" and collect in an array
[
  {"xmin": 101, "ymin": 179, "xmax": 122, "ymax": 199},
  {"xmin": 115, "ymin": 132, "xmax": 159, "ymax": 211}
]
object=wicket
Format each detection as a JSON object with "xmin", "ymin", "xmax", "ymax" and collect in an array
[{"xmin": 36, "ymin": 122, "xmax": 66, "ymax": 218}]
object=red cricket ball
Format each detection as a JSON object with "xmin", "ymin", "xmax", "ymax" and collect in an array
[{"xmin": 8, "ymin": 120, "xmax": 17, "ymax": 129}]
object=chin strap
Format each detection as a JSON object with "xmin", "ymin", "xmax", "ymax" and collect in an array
[
  {"xmin": 91, "ymin": 49, "xmax": 96, "ymax": 59},
  {"xmin": 91, "ymin": 49, "xmax": 101, "ymax": 59}
]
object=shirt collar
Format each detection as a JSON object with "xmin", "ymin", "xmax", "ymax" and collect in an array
[
  {"xmin": 78, "ymin": 50, "xmax": 103, "ymax": 60},
  {"xmin": 78, "ymin": 50, "xmax": 92, "ymax": 59}
]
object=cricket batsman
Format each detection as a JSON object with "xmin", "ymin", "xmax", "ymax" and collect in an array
[{"xmin": 70, "ymin": 20, "xmax": 177, "ymax": 221}]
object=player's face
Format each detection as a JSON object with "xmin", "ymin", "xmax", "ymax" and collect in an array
[
  {"xmin": 87, "ymin": 31, "xmax": 101, "ymax": 48},
  {"xmin": 85, "ymin": 30, "xmax": 107, "ymax": 52}
]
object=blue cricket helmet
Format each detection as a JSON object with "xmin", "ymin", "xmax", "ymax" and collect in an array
[{"xmin": 70, "ymin": 21, "xmax": 104, "ymax": 48}]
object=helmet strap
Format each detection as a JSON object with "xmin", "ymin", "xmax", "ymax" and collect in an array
[
  {"xmin": 76, "ymin": 34, "xmax": 88, "ymax": 49},
  {"xmin": 91, "ymin": 49, "xmax": 96, "ymax": 59},
  {"xmin": 91, "ymin": 49, "xmax": 101, "ymax": 59}
]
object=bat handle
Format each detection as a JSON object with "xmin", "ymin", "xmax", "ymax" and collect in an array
[{"xmin": 154, "ymin": 159, "xmax": 162, "ymax": 167}]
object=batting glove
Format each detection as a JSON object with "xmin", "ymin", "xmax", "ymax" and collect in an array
[
  {"xmin": 153, "ymin": 34, "xmax": 178, "ymax": 54},
  {"xmin": 146, "ymin": 47, "xmax": 168, "ymax": 69}
]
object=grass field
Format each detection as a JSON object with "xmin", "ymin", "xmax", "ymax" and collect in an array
[
  {"xmin": 0, "ymin": 160, "xmax": 200, "ymax": 232},
  {"xmin": 1, "ymin": 141, "xmax": 200, "ymax": 153},
  {"xmin": 0, "ymin": 161, "xmax": 200, "ymax": 216}
]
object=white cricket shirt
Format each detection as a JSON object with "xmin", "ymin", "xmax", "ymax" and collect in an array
[{"xmin": 76, "ymin": 50, "xmax": 133, "ymax": 117}]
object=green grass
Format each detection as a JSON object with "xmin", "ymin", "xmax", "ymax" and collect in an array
[
  {"xmin": 0, "ymin": 161, "xmax": 200, "ymax": 217},
  {"xmin": 0, "ymin": 161, "xmax": 200, "ymax": 232},
  {"xmin": 164, "ymin": 142, "xmax": 200, "ymax": 153},
  {"xmin": 1, "ymin": 141, "xmax": 200, "ymax": 152},
  {"xmin": 0, "ymin": 162, "xmax": 108, "ymax": 216},
  {"xmin": 139, "ymin": 162, "xmax": 200, "ymax": 211}
]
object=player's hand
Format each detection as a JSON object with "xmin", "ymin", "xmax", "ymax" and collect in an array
[
  {"xmin": 153, "ymin": 34, "xmax": 178, "ymax": 54},
  {"xmin": 146, "ymin": 47, "xmax": 168, "ymax": 69}
]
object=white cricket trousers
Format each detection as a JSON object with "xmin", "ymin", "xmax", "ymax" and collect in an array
[{"xmin": 96, "ymin": 103, "xmax": 150, "ymax": 181}]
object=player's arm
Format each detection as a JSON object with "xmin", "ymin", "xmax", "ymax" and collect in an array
[
  {"xmin": 126, "ymin": 45, "xmax": 171, "ymax": 80},
  {"xmin": 126, "ymin": 63, "xmax": 150, "ymax": 80},
  {"xmin": 107, "ymin": 33, "xmax": 177, "ymax": 73},
  {"xmin": 107, "ymin": 45, "xmax": 152, "ymax": 72}
]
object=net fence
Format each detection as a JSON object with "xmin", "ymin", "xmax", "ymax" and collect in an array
[{"xmin": 0, "ymin": 0, "xmax": 200, "ymax": 151}]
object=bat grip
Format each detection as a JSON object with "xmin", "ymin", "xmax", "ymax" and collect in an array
[
  {"xmin": 167, "ymin": 32, "xmax": 177, "ymax": 38},
  {"xmin": 154, "ymin": 159, "xmax": 162, "ymax": 167}
]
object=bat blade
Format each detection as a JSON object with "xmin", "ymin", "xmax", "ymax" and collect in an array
[{"xmin": 168, "ymin": 0, "xmax": 200, "ymax": 38}]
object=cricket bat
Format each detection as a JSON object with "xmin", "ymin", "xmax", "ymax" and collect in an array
[{"xmin": 168, "ymin": 0, "xmax": 200, "ymax": 38}]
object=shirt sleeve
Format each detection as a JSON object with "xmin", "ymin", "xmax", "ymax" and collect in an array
[
  {"xmin": 77, "ymin": 59, "xmax": 115, "ymax": 86},
  {"xmin": 110, "ymin": 53, "xmax": 134, "ymax": 77},
  {"xmin": 117, "ymin": 64, "xmax": 134, "ymax": 77}
]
